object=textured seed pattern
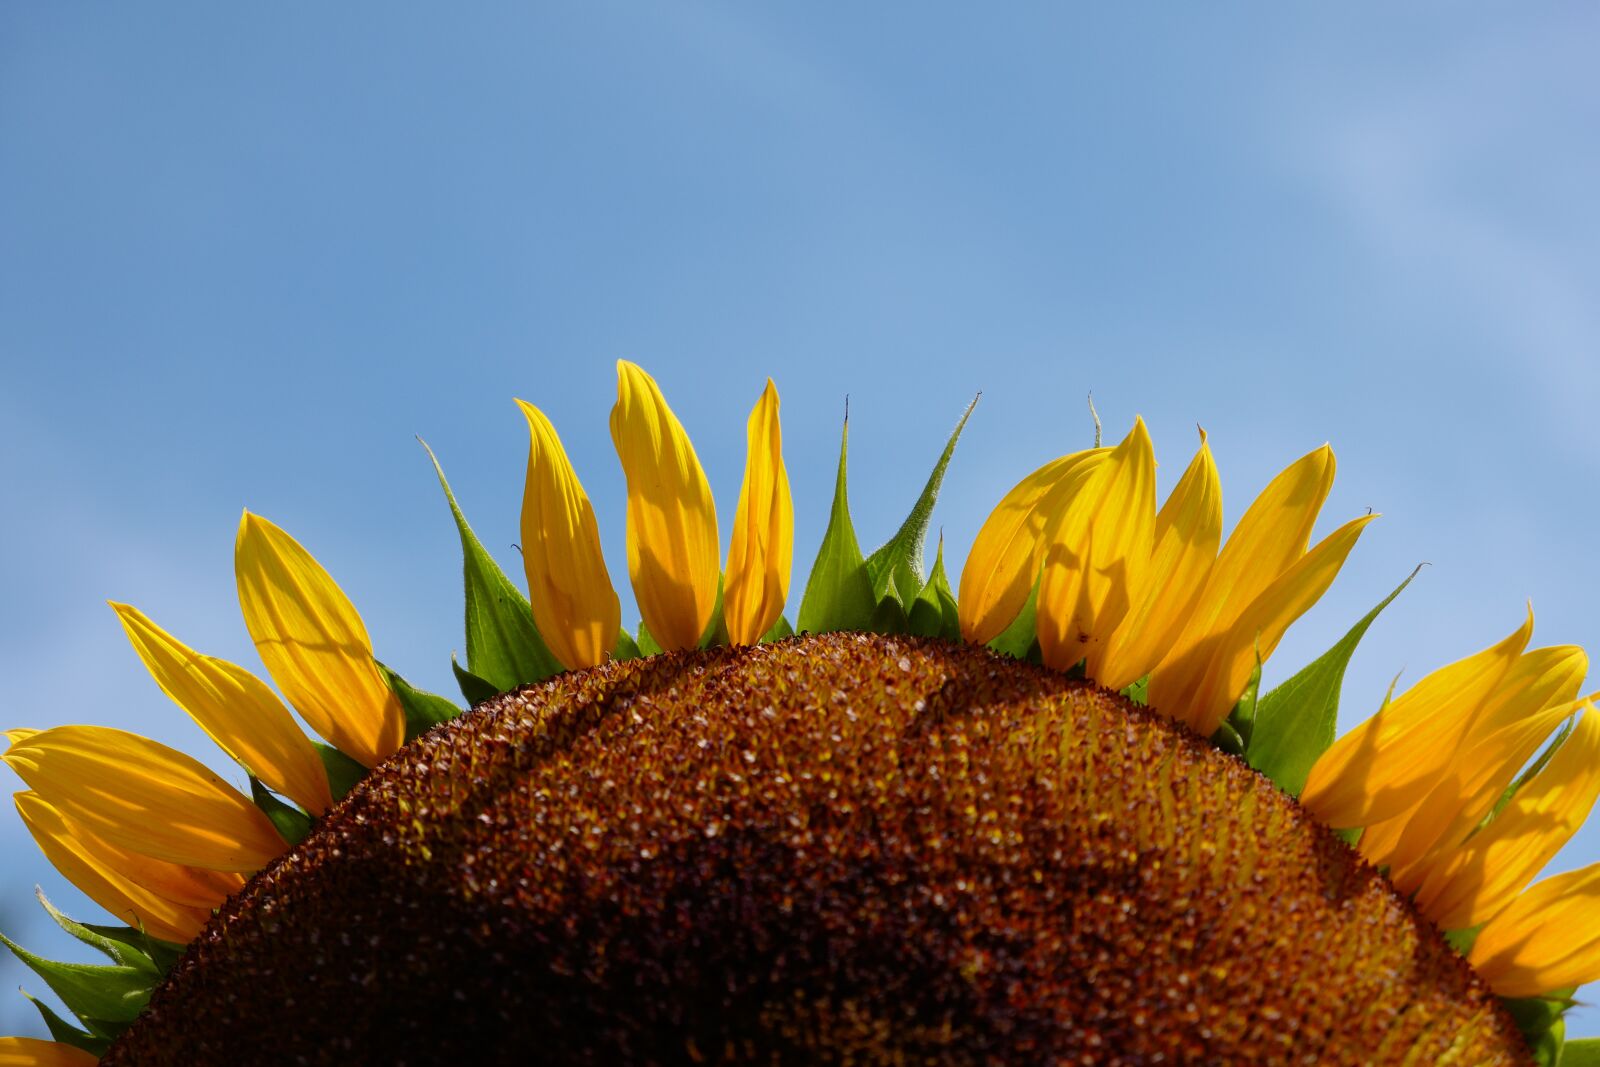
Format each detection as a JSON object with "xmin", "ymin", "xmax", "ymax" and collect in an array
[{"xmin": 106, "ymin": 633, "xmax": 1528, "ymax": 1065}]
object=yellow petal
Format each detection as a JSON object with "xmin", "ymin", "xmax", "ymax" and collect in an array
[
  {"xmin": 1417, "ymin": 708, "xmax": 1600, "ymax": 930},
  {"xmin": 235, "ymin": 512, "xmax": 405, "ymax": 769},
  {"xmin": 3, "ymin": 729, "xmax": 37, "ymax": 750},
  {"xmin": 1092, "ymin": 430, "xmax": 1222, "ymax": 691},
  {"xmin": 724, "ymin": 380, "xmax": 793, "ymax": 646},
  {"xmin": 516, "ymin": 399, "xmax": 621, "ymax": 670},
  {"xmin": 609, "ymin": 361, "xmax": 720, "ymax": 651},
  {"xmin": 110, "ymin": 601, "xmax": 333, "ymax": 816},
  {"xmin": 957, "ymin": 449, "xmax": 1108, "ymax": 645},
  {"xmin": 1153, "ymin": 513, "xmax": 1376, "ymax": 735},
  {"xmin": 15, "ymin": 792, "xmax": 220, "ymax": 943},
  {"xmin": 1470, "ymin": 862, "xmax": 1600, "ymax": 998},
  {"xmin": 1375, "ymin": 699, "xmax": 1576, "ymax": 889},
  {"xmin": 1037, "ymin": 418, "xmax": 1158, "ymax": 671},
  {"xmin": 1, "ymin": 726, "xmax": 284, "ymax": 872},
  {"xmin": 0, "ymin": 1037, "xmax": 99, "ymax": 1067},
  {"xmin": 1465, "ymin": 644, "xmax": 1588, "ymax": 740},
  {"xmin": 1299, "ymin": 610, "xmax": 1533, "ymax": 829}
]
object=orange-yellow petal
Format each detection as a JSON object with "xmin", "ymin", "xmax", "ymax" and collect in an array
[
  {"xmin": 609, "ymin": 361, "xmax": 720, "ymax": 651},
  {"xmin": 1299, "ymin": 610, "xmax": 1533, "ymax": 829},
  {"xmin": 15, "ymin": 792, "xmax": 221, "ymax": 943},
  {"xmin": 110, "ymin": 601, "xmax": 332, "ymax": 816},
  {"xmin": 1417, "ymin": 709, "xmax": 1600, "ymax": 930},
  {"xmin": 1470, "ymin": 863, "xmax": 1600, "ymax": 998},
  {"xmin": 1037, "ymin": 418, "xmax": 1157, "ymax": 672},
  {"xmin": 1091, "ymin": 431, "xmax": 1221, "ymax": 691},
  {"xmin": 958, "ymin": 449, "xmax": 1108, "ymax": 646},
  {"xmin": 0, "ymin": 1037, "xmax": 99, "ymax": 1067},
  {"xmin": 235, "ymin": 513, "xmax": 405, "ymax": 769},
  {"xmin": 1, "ymin": 726, "xmax": 283, "ymax": 872},
  {"xmin": 724, "ymin": 380, "xmax": 793, "ymax": 645},
  {"xmin": 516, "ymin": 399, "xmax": 621, "ymax": 670}
]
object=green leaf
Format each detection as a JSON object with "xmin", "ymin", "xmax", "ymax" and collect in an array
[
  {"xmin": 378, "ymin": 660, "xmax": 463, "ymax": 742},
  {"xmin": 797, "ymin": 409, "xmax": 877, "ymax": 634},
  {"xmin": 34, "ymin": 891, "xmax": 156, "ymax": 974},
  {"xmin": 250, "ymin": 776, "xmax": 313, "ymax": 846},
  {"xmin": 907, "ymin": 536, "xmax": 961, "ymax": 641},
  {"xmin": 760, "ymin": 615, "xmax": 794, "ymax": 643},
  {"xmin": 612, "ymin": 629, "xmax": 642, "ymax": 662},
  {"xmin": 0, "ymin": 932, "xmax": 154, "ymax": 1025},
  {"xmin": 421, "ymin": 438, "xmax": 565, "ymax": 692},
  {"xmin": 1560, "ymin": 1037, "xmax": 1600, "ymax": 1066},
  {"xmin": 1247, "ymin": 566, "xmax": 1421, "ymax": 796},
  {"xmin": 314, "ymin": 741, "xmax": 367, "ymax": 802},
  {"xmin": 22, "ymin": 990, "xmax": 111, "ymax": 1056},
  {"xmin": 863, "ymin": 396, "xmax": 978, "ymax": 608},
  {"xmin": 636, "ymin": 622, "xmax": 664, "ymax": 657},
  {"xmin": 81, "ymin": 924, "xmax": 182, "ymax": 975},
  {"xmin": 987, "ymin": 573, "xmax": 1042, "ymax": 661},
  {"xmin": 451, "ymin": 653, "xmax": 500, "ymax": 706}
]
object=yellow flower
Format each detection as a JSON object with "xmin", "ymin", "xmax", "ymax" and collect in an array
[
  {"xmin": 1471, "ymin": 862, "xmax": 1600, "ymax": 998},
  {"xmin": 0, "ymin": 1037, "xmax": 98, "ymax": 1066},
  {"xmin": 723, "ymin": 379, "xmax": 793, "ymax": 646},
  {"xmin": 610, "ymin": 360, "xmax": 721, "ymax": 651},
  {"xmin": 516, "ymin": 398, "xmax": 620, "ymax": 670},
  {"xmin": 235, "ymin": 512, "xmax": 405, "ymax": 769}
]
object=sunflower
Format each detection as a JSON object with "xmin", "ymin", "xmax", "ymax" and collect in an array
[{"xmin": 2, "ymin": 362, "xmax": 1597, "ymax": 1064}]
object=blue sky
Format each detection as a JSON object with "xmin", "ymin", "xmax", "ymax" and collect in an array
[{"xmin": 4, "ymin": 1, "xmax": 1599, "ymax": 1041}]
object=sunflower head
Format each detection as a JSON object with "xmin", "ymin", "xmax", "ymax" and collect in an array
[{"xmin": 3, "ymin": 364, "xmax": 1597, "ymax": 1065}]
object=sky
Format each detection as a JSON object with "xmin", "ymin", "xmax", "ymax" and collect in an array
[{"xmin": 3, "ymin": 0, "xmax": 1599, "ymax": 1043}]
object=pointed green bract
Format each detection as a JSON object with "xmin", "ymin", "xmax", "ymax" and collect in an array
[
  {"xmin": 421, "ymin": 438, "xmax": 564, "ymax": 693},
  {"xmin": 863, "ymin": 396, "xmax": 978, "ymax": 608},
  {"xmin": 1502, "ymin": 991, "xmax": 1573, "ymax": 1067},
  {"xmin": 23, "ymin": 990, "xmax": 110, "ymax": 1056},
  {"xmin": 250, "ymin": 776, "xmax": 313, "ymax": 845},
  {"xmin": 81, "ymin": 924, "xmax": 181, "ymax": 974},
  {"xmin": 379, "ymin": 660, "xmax": 463, "ymax": 742},
  {"xmin": 452, "ymin": 653, "xmax": 499, "ymax": 706},
  {"xmin": 314, "ymin": 741, "xmax": 368, "ymax": 802},
  {"xmin": 908, "ymin": 538, "xmax": 961, "ymax": 641},
  {"xmin": 0, "ymin": 931, "xmax": 153, "ymax": 1025},
  {"xmin": 36, "ymin": 891, "xmax": 157, "ymax": 974},
  {"xmin": 1247, "ymin": 566, "xmax": 1420, "ymax": 796},
  {"xmin": 987, "ymin": 573, "xmax": 1041, "ymax": 661},
  {"xmin": 612, "ymin": 629, "xmax": 642, "ymax": 662},
  {"xmin": 1216, "ymin": 644, "xmax": 1263, "ymax": 750},
  {"xmin": 760, "ymin": 615, "xmax": 794, "ymax": 643},
  {"xmin": 797, "ymin": 410, "xmax": 876, "ymax": 634}
]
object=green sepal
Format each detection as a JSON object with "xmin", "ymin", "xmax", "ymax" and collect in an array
[
  {"xmin": 22, "ymin": 990, "xmax": 111, "ymax": 1056},
  {"xmin": 697, "ymin": 574, "xmax": 729, "ymax": 649},
  {"xmin": 1121, "ymin": 676, "xmax": 1150, "ymax": 706},
  {"xmin": 796, "ymin": 410, "xmax": 877, "ymax": 634},
  {"xmin": 1247, "ymin": 566, "xmax": 1420, "ymax": 796},
  {"xmin": 378, "ymin": 660, "xmax": 463, "ymax": 741},
  {"xmin": 636, "ymin": 623, "xmax": 664, "ymax": 657},
  {"xmin": 1219, "ymin": 644, "xmax": 1262, "ymax": 750},
  {"xmin": 908, "ymin": 537, "xmax": 961, "ymax": 642},
  {"xmin": 863, "ymin": 396, "xmax": 978, "ymax": 608},
  {"xmin": 250, "ymin": 776, "xmax": 313, "ymax": 846},
  {"xmin": 34, "ymin": 890, "xmax": 157, "ymax": 974},
  {"xmin": 612, "ymin": 629, "xmax": 642, "ymax": 662},
  {"xmin": 0, "ymin": 931, "xmax": 154, "ymax": 1025},
  {"xmin": 869, "ymin": 594, "xmax": 909, "ymax": 635},
  {"xmin": 761, "ymin": 615, "xmax": 794, "ymax": 643},
  {"xmin": 452, "ymin": 653, "xmax": 500, "ymax": 706},
  {"xmin": 421, "ymin": 438, "xmax": 565, "ymax": 692},
  {"xmin": 987, "ymin": 573, "xmax": 1041, "ymax": 661},
  {"xmin": 314, "ymin": 741, "xmax": 368, "ymax": 802},
  {"xmin": 1560, "ymin": 1037, "xmax": 1600, "ymax": 1066},
  {"xmin": 1211, "ymin": 721, "xmax": 1246, "ymax": 757},
  {"xmin": 81, "ymin": 924, "xmax": 182, "ymax": 975},
  {"xmin": 1502, "ymin": 990, "xmax": 1575, "ymax": 1067},
  {"xmin": 1443, "ymin": 923, "xmax": 1482, "ymax": 956}
]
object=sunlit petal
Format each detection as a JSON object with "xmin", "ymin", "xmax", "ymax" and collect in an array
[
  {"xmin": 724, "ymin": 379, "xmax": 793, "ymax": 645},
  {"xmin": 1470, "ymin": 863, "xmax": 1600, "ymax": 998},
  {"xmin": 516, "ymin": 399, "xmax": 621, "ymax": 669},
  {"xmin": 235, "ymin": 512, "xmax": 404, "ymax": 768}
]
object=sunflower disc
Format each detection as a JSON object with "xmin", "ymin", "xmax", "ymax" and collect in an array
[{"xmin": 106, "ymin": 633, "xmax": 1527, "ymax": 1065}]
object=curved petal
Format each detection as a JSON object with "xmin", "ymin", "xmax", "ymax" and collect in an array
[
  {"xmin": 0, "ymin": 1038, "xmax": 99, "ymax": 1067},
  {"xmin": 610, "ymin": 361, "xmax": 720, "ymax": 651},
  {"xmin": 516, "ymin": 399, "xmax": 621, "ymax": 670},
  {"xmin": 235, "ymin": 513, "xmax": 404, "ymax": 768},
  {"xmin": 110, "ymin": 602, "xmax": 332, "ymax": 815},
  {"xmin": 2, "ymin": 726, "xmax": 283, "ymax": 872},
  {"xmin": 724, "ymin": 380, "xmax": 793, "ymax": 645},
  {"xmin": 1037, "ymin": 418, "xmax": 1157, "ymax": 671},
  {"xmin": 1470, "ymin": 862, "xmax": 1600, "ymax": 998}
]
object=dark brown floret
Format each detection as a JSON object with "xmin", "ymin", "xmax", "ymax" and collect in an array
[{"xmin": 106, "ymin": 633, "xmax": 1529, "ymax": 1066}]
